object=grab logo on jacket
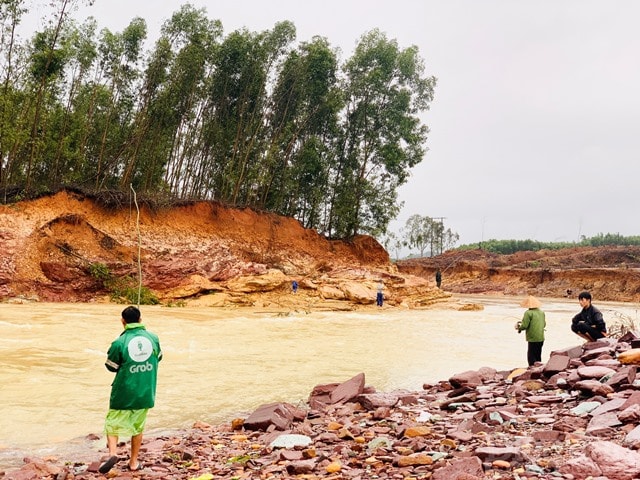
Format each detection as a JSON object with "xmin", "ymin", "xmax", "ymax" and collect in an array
[{"xmin": 127, "ymin": 336, "xmax": 153, "ymax": 363}]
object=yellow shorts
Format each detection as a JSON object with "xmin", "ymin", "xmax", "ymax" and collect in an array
[{"xmin": 104, "ymin": 409, "xmax": 149, "ymax": 437}]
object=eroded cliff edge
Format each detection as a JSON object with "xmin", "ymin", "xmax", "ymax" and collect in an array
[
  {"xmin": 398, "ymin": 247, "xmax": 640, "ymax": 303},
  {"xmin": 0, "ymin": 190, "xmax": 448, "ymax": 309}
]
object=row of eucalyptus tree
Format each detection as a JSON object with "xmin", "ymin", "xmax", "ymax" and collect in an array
[
  {"xmin": 381, "ymin": 214, "xmax": 459, "ymax": 259},
  {"xmin": 0, "ymin": 0, "xmax": 436, "ymax": 239}
]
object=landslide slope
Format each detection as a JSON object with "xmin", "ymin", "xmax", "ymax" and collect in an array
[
  {"xmin": 397, "ymin": 246, "xmax": 640, "ymax": 302},
  {"xmin": 0, "ymin": 190, "xmax": 447, "ymax": 308}
]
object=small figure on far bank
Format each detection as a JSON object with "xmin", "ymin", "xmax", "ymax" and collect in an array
[
  {"xmin": 515, "ymin": 295, "xmax": 546, "ymax": 366},
  {"xmin": 99, "ymin": 306, "xmax": 162, "ymax": 473},
  {"xmin": 571, "ymin": 291, "xmax": 607, "ymax": 342},
  {"xmin": 292, "ymin": 280, "xmax": 298, "ymax": 294},
  {"xmin": 376, "ymin": 280, "xmax": 384, "ymax": 307},
  {"xmin": 435, "ymin": 269, "xmax": 442, "ymax": 288}
]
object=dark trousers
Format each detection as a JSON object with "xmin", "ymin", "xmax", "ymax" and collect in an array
[
  {"xmin": 527, "ymin": 341, "xmax": 544, "ymax": 366},
  {"xmin": 376, "ymin": 292, "xmax": 383, "ymax": 306},
  {"xmin": 572, "ymin": 322, "xmax": 606, "ymax": 341}
]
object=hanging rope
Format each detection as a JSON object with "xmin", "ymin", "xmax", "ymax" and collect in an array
[{"xmin": 130, "ymin": 184, "xmax": 142, "ymax": 307}]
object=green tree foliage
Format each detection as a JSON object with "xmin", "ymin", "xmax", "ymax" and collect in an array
[
  {"xmin": 379, "ymin": 230, "xmax": 404, "ymax": 260},
  {"xmin": 402, "ymin": 214, "xmax": 459, "ymax": 257},
  {"xmin": 127, "ymin": 5, "xmax": 221, "ymax": 194},
  {"xmin": 97, "ymin": 17, "xmax": 147, "ymax": 189},
  {"xmin": 329, "ymin": 30, "xmax": 436, "ymax": 238},
  {"xmin": 404, "ymin": 214, "xmax": 434, "ymax": 257},
  {"xmin": 582, "ymin": 233, "xmax": 640, "ymax": 247},
  {"xmin": 458, "ymin": 233, "xmax": 640, "ymax": 254},
  {"xmin": 0, "ymin": 0, "xmax": 29, "ymax": 200},
  {"xmin": 0, "ymin": 4, "xmax": 437, "ymax": 241},
  {"xmin": 22, "ymin": 0, "xmax": 94, "ymax": 195},
  {"xmin": 89, "ymin": 262, "xmax": 159, "ymax": 305},
  {"xmin": 260, "ymin": 36, "xmax": 341, "ymax": 229},
  {"xmin": 438, "ymin": 225, "xmax": 460, "ymax": 254}
]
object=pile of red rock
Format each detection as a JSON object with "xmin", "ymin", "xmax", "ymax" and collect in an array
[{"xmin": 7, "ymin": 334, "xmax": 640, "ymax": 480}]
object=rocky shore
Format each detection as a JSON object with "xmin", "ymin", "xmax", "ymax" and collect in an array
[{"xmin": 6, "ymin": 334, "xmax": 640, "ymax": 480}]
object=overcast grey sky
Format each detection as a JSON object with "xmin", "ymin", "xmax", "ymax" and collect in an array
[{"xmin": 24, "ymin": 1, "xmax": 640, "ymax": 245}]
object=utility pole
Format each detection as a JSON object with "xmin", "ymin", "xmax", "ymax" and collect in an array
[{"xmin": 433, "ymin": 217, "xmax": 446, "ymax": 255}]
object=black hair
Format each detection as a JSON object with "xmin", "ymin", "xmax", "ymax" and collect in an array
[
  {"xmin": 578, "ymin": 291, "xmax": 592, "ymax": 301},
  {"xmin": 121, "ymin": 306, "xmax": 141, "ymax": 323}
]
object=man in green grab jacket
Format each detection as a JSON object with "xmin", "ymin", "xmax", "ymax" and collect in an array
[
  {"xmin": 516, "ymin": 295, "xmax": 546, "ymax": 366},
  {"xmin": 99, "ymin": 306, "xmax": 162, "ymax": 473}
]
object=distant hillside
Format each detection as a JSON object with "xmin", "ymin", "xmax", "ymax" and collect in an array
[{"xmin": 397, "ymin": 247, "xmax": 640, "ymax": 302}]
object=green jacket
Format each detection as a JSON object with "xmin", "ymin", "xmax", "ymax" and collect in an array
[
  {"xmin": 519, "ymin": 308, "xmax": 546, "ymax": 342},
  {"xmin": 105, "ymin": 323, "xmax": 162, "ymax": 410}
]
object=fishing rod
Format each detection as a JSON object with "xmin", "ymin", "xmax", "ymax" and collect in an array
[{"xmin": 129, "ymin": 184, "xmax": 142, "ymax": 308}]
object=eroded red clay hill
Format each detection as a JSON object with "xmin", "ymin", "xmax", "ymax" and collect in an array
[
  {"xmin": 0, "ymin": 190, "xmax": 447, "ymax": 308},
  {"xmin": 6, "ymin": 191, "xmax": 634, "ymax": 308},
  {"xmin": 397, "ymin": 246, "xmax": 640, "ymax": 303}
]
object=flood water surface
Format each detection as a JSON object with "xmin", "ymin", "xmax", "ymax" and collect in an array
[{"xmin": 1, "ymin": 296, "xmax": 638, "ymax": 468}]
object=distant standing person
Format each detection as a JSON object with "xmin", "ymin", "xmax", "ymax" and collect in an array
[
  {"xmin": 571, "ymin": 291, "xmax": 607, "ymax": 342},
  {"xmin": 99, "ymin": 306, "xmax": 162, "ymax": 473},
  {"xmin": 515, "ymin": 295, "xmax": 546, "ymax": 366},
  {"xmin": 376, "ymin": 281, "xmax": 384, "ymax": 307},
  {"xmin": 435, "ymin": 269, "xmax": 442, "ymax": 288},
  {"xmin": 292, "ymin": 280, "xmax": 298, "ymax": 294}
]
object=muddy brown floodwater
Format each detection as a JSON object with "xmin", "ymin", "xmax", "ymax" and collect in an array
[{"xmin": 1, "ymin": 295, "xmax": 639, "ymax": 469}]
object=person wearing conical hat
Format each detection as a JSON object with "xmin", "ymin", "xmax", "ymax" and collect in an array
[{"xmin": 515, "ymin": 295, "xmax": 546, "ymax": 366}]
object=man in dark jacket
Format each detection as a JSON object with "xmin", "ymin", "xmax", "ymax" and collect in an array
[{"xmin": 571, "ymin": 291, "xmax": 607, "ymax": 342}]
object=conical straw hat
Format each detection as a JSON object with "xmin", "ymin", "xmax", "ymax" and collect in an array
[{"xmin": 520, "ymin": 295, "xmax": 541, "ymax": 309}]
